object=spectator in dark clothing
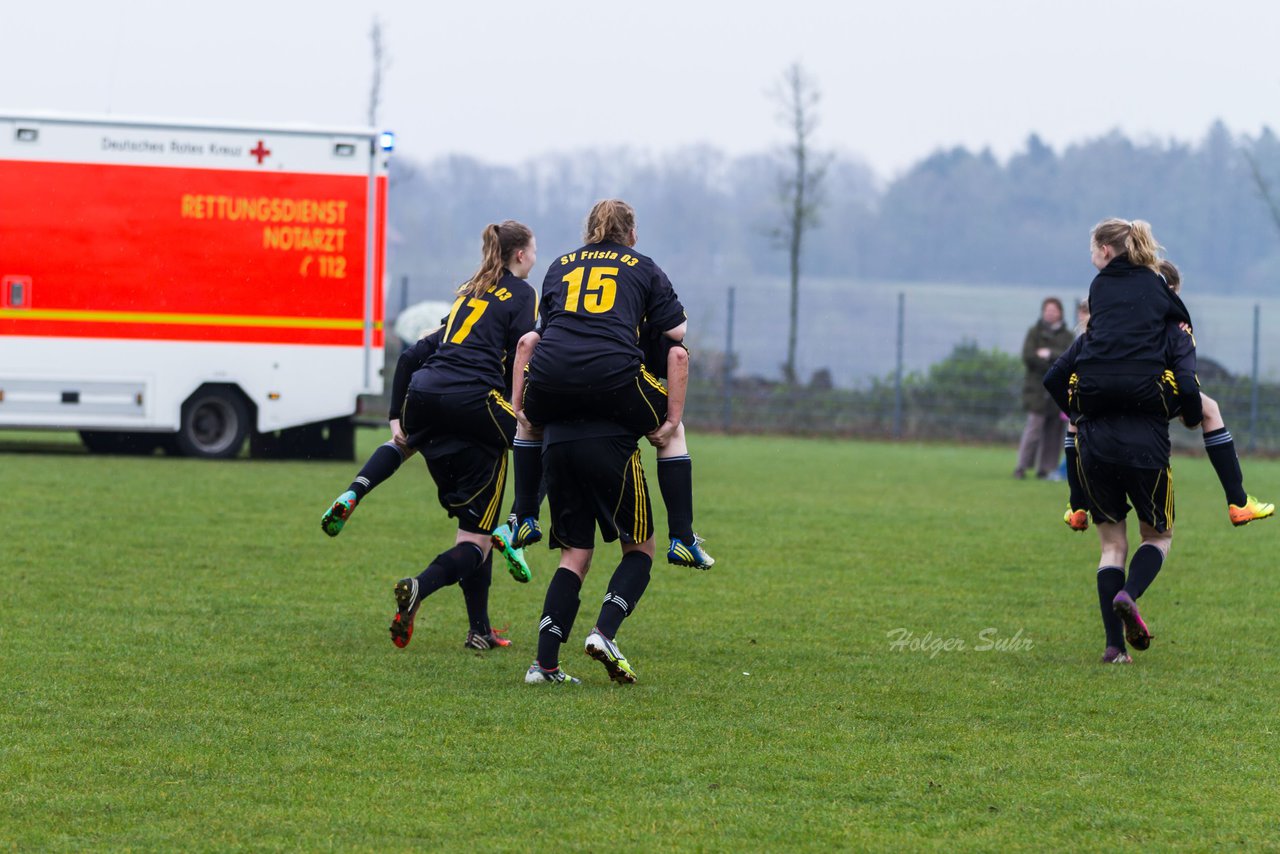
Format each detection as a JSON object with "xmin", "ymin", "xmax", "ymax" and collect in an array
[{"xmin": 1014, "ymin": 297, "xmax": 1075, "ymax": 479}]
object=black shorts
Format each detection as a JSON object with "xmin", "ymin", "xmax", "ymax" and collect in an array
[
  {"xmin": 422, "ymin": 445, "xmax": 508, "ymax": 535},
  {"xmin": 401, "ymin": 388, "xmax": 516, "ymax": 451},
  {"xmin": 524, "ymin": 368, "xmax": 667, "ymax": 435},
  {"xmin": 1071, "ymin": 370, "xmax": 1179, "ymax": 420},
  {"xmin": 1078, "ymin": 441, "xmax": 1174, "ymax": 532},
  {"xmin": 543, "ymin": 436, "xmax": 653, "ymax": 550},
  {"xmin": 402, "ymin": 388, "xmax": 514, "ymax": 535}
]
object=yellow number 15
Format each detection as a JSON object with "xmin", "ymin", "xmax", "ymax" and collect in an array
[{"xmin": 562, "ymin": 266, "xmax": 618, "ymax": 314}]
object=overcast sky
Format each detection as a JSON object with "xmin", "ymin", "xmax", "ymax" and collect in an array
[{"xmin": 4, "ymin": 0, "xmax": 1279, "ymax": 179}]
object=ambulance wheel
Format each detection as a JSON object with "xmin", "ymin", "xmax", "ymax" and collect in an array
[{"xmin": 175, "ymin": 387, "xmax": 250, "ymax": 459}]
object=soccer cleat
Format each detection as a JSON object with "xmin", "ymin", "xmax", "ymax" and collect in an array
[
  {"xmin": 491, "ymin": 523, "xmax": 532, "ymax": 583},
  {"xmin": 511, "ymin": 516, "xmax": 542, "ymax": 549},
  {"xmin": 667, "ymin": 533, "xmax": 715, "ymax": 569},
  {"xmin": 524, "ymin": 663, "xmax": 580, "ymax": 685},
  {"xmin": 321, "ymin": 490, "xmax": 359, "ymax": 537},
  {"xmin": 1100, "ymin": 646, "xmax": 1132, "ymax": 664},
  {"xmin": 1064, "ymin": 506, "xmax": 1089, "ymax": 532},
  {"xmin": 389, "ymin": 577, "xmax": 421, "ymax": 649},
  {"xmin": 584, "ymin": 630, "xmax": 638, "ymax": 684},
  {"xmin": 1111, "ymin": 591, "xmax": 1152, "ymax": 652},
  {"xmin": 464, "ymin": 627, "xmax": 512, "ymax": 650},
  {"xmin": 1229, "ymin": 495, "xmax": 1275, "ymax": 527}
]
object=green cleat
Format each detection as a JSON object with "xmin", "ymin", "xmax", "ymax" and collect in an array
[
  {"xmin": 321, "ymin": 490, "xmax": 358, "ymax": 537},
  {"xmin": 491, "ymin": 523, "xmax": 532, "ymax": 583}
]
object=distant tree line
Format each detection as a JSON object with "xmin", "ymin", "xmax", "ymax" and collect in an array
[{"xmin": 386, "ymin": 121, "xmax": 1280, "ymax": 308}]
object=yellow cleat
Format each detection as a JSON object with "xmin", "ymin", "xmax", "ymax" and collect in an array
[
  {"xmin": 1229, "ymin": 495, "xmax": 1275, "ymax": 527},
  {"xmin": 1063, "ymin": 506, "xmax": 1089, "ymax": 532}
]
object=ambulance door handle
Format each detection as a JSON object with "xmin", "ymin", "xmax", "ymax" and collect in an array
[{"xmin": 4, "ymin": 276, "xmax": 31, "ymax": 308}]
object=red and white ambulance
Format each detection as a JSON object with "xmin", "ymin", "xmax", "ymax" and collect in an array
[{"xmin": 0, "ymin": 111, "xmax": 389, "ymax": 458}]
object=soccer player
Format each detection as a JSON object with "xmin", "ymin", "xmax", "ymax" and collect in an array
[
  {"xmin": 320, "ymin": 326, "xmax": 441, "ymax": 537},
  {"xmin": 1061, "ymin": 256, "xmax": 1272, "ymax": 529},
  {"xmin": 1046, "ymin": 289, "xmax": 1203, "ymax": 664},
  {"xmin": 517, "ymin": 416, "xmax": 662, "ymax": 685},
  {"xmin": 384, "ymin": 221, "xmax": 538, "ymax": 652},
  {"xmin": 507, "ymin": 199, "xmax": 714, "ymax": 570}
]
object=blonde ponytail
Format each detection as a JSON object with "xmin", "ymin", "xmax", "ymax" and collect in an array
[
  {"xmin": 1090, "ymin": 217, "xmax": 1163, "ymax": 272},
  {"xmin": 460, "ymin": 220, "xmax": 533, "ymax": 298},
  {"xmin": 1124, "ymin": 220, "xmax": 1162, "ymax": 270}
]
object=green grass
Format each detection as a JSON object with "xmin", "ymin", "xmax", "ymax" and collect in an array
[{"xmin": 4, "ymin": 430, "xmax": 1280, "ymax": 851}]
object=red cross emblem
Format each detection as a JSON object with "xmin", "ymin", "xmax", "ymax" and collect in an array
[{"xmin": 250, "ymin": 140, "xmax": 272, "ymax": 164}]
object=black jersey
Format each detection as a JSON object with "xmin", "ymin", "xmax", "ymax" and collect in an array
[
  {"xmin": 1046, "ymin": 320, "xmax": 1200, "ymax": 468},
  {"xmin": 1076, "ymin": 255, "xmax": 1191, "ymax": 374},
  {"xmin": 408, "ymin": 272, "xmax": 536, "ymax": 396},
  {"xmin": 388, "ymin": 326, "xmax": 443, "ymax": 419},
  {"xmin": 528, "ymin": 242, "xmax": 686, "ymax": 392}
]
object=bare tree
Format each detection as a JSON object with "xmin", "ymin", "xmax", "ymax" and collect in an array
[
  {"xmin": 772, "ymin": 62, "xmax": 829, "ymax": 385},
  {"xmin": 367, "ymin": 17, "xmax": 390, "ymax": 128},
  {"xmin": 1243, "ymin": 145, "xmax": 1280, "ymax": 236}
]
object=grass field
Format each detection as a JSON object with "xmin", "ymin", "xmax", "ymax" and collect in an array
[{"xmin": 4, "ymin": 429, "xmax": 1280, "ymax": 851}]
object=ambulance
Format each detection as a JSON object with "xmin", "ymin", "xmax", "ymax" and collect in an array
[{"xmin": 0, "ymin": 111, "xmax": 390, "ymax": 458}]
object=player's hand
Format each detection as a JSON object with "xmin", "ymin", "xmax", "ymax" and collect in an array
[
  {"xmin": 390, "ymin": 418, "xmax": 408, "ymax": 449},
  {"xmin": 1036, "ymin": 347, "xmax": 1051, "ymax": 359},
  {"xmin": 1179, "ymin": 321, "xmax": 1193, "ymax": 335},
  {"xmin": 646, "ymin": 420, "xmax": 678, "ymax": 448}
]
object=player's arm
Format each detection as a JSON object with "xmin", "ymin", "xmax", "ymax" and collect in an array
[
  {"xmin": 648, "ymin": 266, "xmax": 688, "ymax": 342},
  {"xmin": 1043, "ymin": 335, "xmax": 1084, "ymax": 416},
  {"xmin": 511, "ymin": 330, "xmax": 541, "ymax": 432},
  {"xmin": 1167, "ymin": 321, "xmax": 1202, "ymax": 428},
  {"xmin": 389, "ymin": 326, "xmax": 442, "ymax": 445},
  {"xmin": 647, "ymin": 345, "xmax": 688, "ymax": 448}
]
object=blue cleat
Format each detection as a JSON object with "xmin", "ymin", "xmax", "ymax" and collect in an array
[
  {"xmin": 667, "ymin": 533, "xmax": 715, "ymax": 570},
  {"xmin": 512, "ymin": 515, "xmax": 542, "ymax": 549}
]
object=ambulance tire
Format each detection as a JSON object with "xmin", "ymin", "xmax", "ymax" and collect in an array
[{"xmin": 175, "ymin": 386, "xmax": 250, "ymax": 459}]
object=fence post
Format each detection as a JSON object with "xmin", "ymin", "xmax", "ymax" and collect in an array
[
  {"xmin": 893, "ymin": 292, "xmax": 905, "ymax": 438},
  {"xmin": 722, "ymin": 286, "xmax": 736, "ymax": 433},
  {"xmin": 1250, "ymin": 303, "xmax": 1260, "ymax": 453}
]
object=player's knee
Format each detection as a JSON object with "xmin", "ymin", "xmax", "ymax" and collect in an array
[{"xmin": 623, "ymin": 536, "xmax": 656, "ymax": 559}]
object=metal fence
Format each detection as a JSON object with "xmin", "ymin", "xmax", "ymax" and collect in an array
[
  {"xmin": 678, "ymin": 284, "xmax": 1280, "ymax": 453},
  {"xmin": 382, "ymin": 277, "xmax": 1280, "ymax": 453}
]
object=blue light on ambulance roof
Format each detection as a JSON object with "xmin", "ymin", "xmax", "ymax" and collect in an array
[{"xmin": 378, "ymin": 131, "xmax": 395, "ymax": 152}]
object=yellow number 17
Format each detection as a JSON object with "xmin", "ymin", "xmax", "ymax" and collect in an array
[
  {"xmin": 562, "ymin": 266, "xmax": 618, "ymax": 314},
  {"xmin": 446, "ymin": 296, "xmax": 489, "ymax": 343}
]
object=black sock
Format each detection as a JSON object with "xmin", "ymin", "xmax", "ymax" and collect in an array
[
  {"xmin": 1064, "ymin": 434, "xmax": 1087, "ymax": 510},
  {"xmin": 657, "ymin": 455, "xmax": 695, "ymax": 543},
  {"xmin": 1123, "ymin": 544, "xmax": 1164, "ymax": 600},
  {"xmin": 414, "ymin": 542, "xmax": 485, "ymax": 598},
  {"xmin": 536, "ymin": 568, "xmax": 582, "ymax": 671},
  {"xmin": 511, "ymin": 438, "xmax": 543, "ymax": 520},
  {"xmin": 1203, "ymin": 428, "xmax": 1247, "ymax": 506},
  {"xmin": 349, "ymin": 442, "xmax": 407, "ymax": 500},
  {"xmin": 594, "ymin": 552, "xmax": 653, "ymax": 639},
  {"xmin": 1097, "ymin": 566, "xmax": 1126, "ymax": 649},
  {"xmin": 458, "ymin": 551, "xmax": 493, "ymax": 636}
]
